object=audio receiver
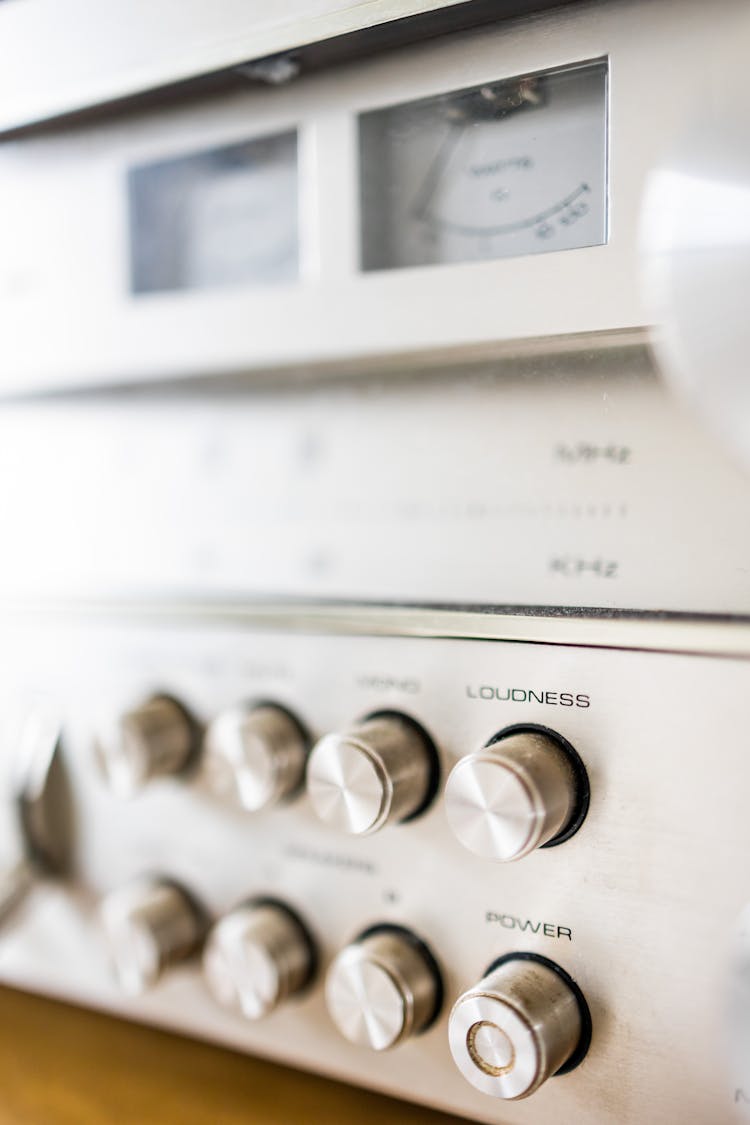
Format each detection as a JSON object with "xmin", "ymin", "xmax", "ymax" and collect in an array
[{"xmin": 1, "ymin": 0, "xmax": 749, "ymax": 1122}]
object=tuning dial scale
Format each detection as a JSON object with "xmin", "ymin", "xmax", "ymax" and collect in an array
[
  {"xmin": 202, "ymin": 702, "xmax": 309, "ymax": 813},
  {"xmin": 95, "ymin": 694, "xmax": 200, "ymax": 799},
  {"xmin": 203, "ymin": 899, "xmax": 316, "ymax": 1020},
  {"xmin": 449, "ymin": 953, "xmax": 591, "ymax": 1100},
  {"xmin": 99, "ymin": 877, "xmax": 206, "ymax": 995},
  {"xmin": 444, "ymin": 725, "xmax": 589, "ymax": 862},
  {"xmin": 306, "ymin": 711, "xmax": 439, "ymax": 836},
  {"xmin": 325, "ymin": 924, "xmax": 443, "ymax": 1051}
]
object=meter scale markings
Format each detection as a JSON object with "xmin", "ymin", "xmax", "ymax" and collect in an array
[
  {"xmin": 415, "ymin": 175, "xmax": 592, "ymax": 240},
  {"xmin": 409, "ymin": 93, "xmax": 597, "ymax": 253},
  {"xmin": 360, "ymin": 60, "xmax": 607, "ymax": 269}
]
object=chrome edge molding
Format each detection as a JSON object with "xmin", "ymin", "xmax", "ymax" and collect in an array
[
  {"xmin": 3, "ymin": 601, "xmax": 750, "ymax": 659},
  {"xmin": 0, "ymin": 0, "xmax": 493, "ymax": 135}
]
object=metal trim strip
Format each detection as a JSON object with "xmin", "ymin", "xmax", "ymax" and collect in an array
[
  {"xmin": 0, "ymin": 0, "xmax": 574, "ymax": 137},
  {"xmin": 4, "ymin": 600, "xmax": 750, "ymax": 659}
]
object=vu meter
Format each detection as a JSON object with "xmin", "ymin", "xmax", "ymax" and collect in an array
[
  {"xmin": 128, "ymin": 131, "xmax": 299, "ymax": 294},
  {"xmin": 360, "ymin": 60, "xmax": 607, "ymax": 270}
]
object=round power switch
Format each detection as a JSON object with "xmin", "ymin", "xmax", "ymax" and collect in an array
[{"xmin": 449, "ymin": 954, "xmax": 590, "ymax": 1100}]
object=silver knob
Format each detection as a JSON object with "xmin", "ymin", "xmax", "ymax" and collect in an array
[
  {"xmin": 326, "ymin": 926, "xmax": 441, "ymax": 1051},
  {"xmin": 95, "ymin": 695, "xmax": 197, "ymax": 798},
  {"xmin": 100, "ymin": 878, "xmax": 205, "ymax": 995},
  {"xmin": 306, "ymin": 713, "xmax": 436, "ymax": 836},
  {"xmin": 203, "ymin": 900, "xmax": 315, "ymax": 1020},
  {"xmin": 202, "ymin": 704, "xmax": 308, "ymax": 813},
  {"xmin": 444, "ymin": 729, "xmax": 581, "ymax": 862},
  {"xmin": 449, "ymin": 956, "xmax": 588, "ymax": 1100}
]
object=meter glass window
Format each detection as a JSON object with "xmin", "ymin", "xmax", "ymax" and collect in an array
[
  {"xmin": 128, "ymin": 130, "xmax": 298, "ymax": 294},
  {"xmin": 359, "ymin": 61, "xmax": 607, "ymax": 271}
]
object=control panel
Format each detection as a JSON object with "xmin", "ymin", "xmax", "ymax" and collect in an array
[
  {"xmin": 0, "ymin": 610, "xmax": 747, "ymax": 1124},
  {"xmin": 0, "ymin": 2, "xmax": 748, "ymax": 1122}
]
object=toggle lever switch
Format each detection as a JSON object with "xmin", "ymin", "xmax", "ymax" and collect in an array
[{"xmin": 0, "ymin": 707, "xmax": 71, "ymax": 925}]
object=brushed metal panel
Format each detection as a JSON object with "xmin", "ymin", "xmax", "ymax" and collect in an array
[
  {"xmin": 0, "ymin": 613, "xmax": 746, "ymax": 1122},
  {"xmin": 0, "ymin": 353, "xmax": 747, "ymax": 615},
  {"xmin": 2, "ymin": 0, "xmax": 741, "ymax": 391}
]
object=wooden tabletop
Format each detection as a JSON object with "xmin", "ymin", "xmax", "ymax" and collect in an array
[{"xmin": 0, "ymin": 986, "xmax": 467, "ymax": 1125}]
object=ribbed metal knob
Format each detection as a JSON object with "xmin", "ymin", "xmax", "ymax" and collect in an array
[
  {"xmin": 95, "ymin": 695, "xmax": 197, "ymax": 799},
  {"xmin": 306, "ymin": 713, "xmax": 434, "ymax": 836},
  {"xmin": 449, "ymin": 957, "xmax": 585, "ymax": 1099},
  {"xmin": 326, "ymin": 927, "xmax": 441, "ymax": 1051},
  {"xmin": 202, "ymin": 704, "xmax": 308, "ymax": 813},
  {"xmin": 203, "ymin": 901, "xmax": 315, "ymax": 1020},
  {"xmin": 444, "ymin": 730, "xmax": 577, "ymax": 861},
  {"xmin": 100, "ymin": 878, "xmax": 205, "ymax": 995}
]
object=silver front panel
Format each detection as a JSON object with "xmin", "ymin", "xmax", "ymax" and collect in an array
[
  {"xmin": 2, "ymin": 0, "xmax": 750, "ymax": 1119},
  {"xmin": 1, "ymin": 352, "xmax": 747, "ymax": 615},
  {"xmin": 0, "ymin": 0, "xmax": 475, "ymax": 134},
  {"xmin": 0, "ymin": 612, "xmax": 747, "ymax": 1124},
  {"xmin": 1, "ymin": 0, "xmax": 744, "ymax": 393}
]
